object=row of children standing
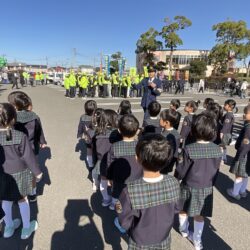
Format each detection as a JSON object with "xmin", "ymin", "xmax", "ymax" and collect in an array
[
  {"xmin": 77, "ymin": 97, "xmax": 250, "ymax": 250},
  {"xmin": 0, "ymin": 91, "xmax": 47, "ymax": 239}
]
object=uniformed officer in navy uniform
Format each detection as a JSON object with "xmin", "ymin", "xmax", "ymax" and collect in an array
[{"xmin": 137, "ymin": 66, "xmax": 162, "ymax": 119}]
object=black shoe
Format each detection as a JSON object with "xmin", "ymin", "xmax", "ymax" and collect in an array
[{"xmin": 28, "ymin": 195, "xmax": 37, "ymax": 203}]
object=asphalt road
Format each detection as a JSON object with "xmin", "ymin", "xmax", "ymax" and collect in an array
[{"xmin": 0, "ymin": 84, "xmax": 249, "ymax": 250}]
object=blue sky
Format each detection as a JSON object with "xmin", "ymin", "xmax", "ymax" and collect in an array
[{"xmin": 1, "ymin": 0, "xmax": 250, "ymax": 67}]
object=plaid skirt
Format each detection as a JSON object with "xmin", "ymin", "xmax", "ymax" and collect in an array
[
  {"xmin": 128, "ymin": 234, "xmax": 171, "ymax": 250},
  {"xmin": 221, "ymin": 134, "xmax": 232, "ymax": 146},
  {"xmin": 230, "ymin": 155, "xmax": 249, "ymax": 177},
  {"xmin": 180, "ymin": 184, "xmax": 213, "ymax": 217},
  {"xmin": 11, "ymin": 168, "xmax": 33, "ymax": 197}
]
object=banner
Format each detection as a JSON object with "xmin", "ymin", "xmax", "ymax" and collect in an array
[
  {"xmin": 122, "ymin": 58, "xmax": 126, "ymax": 73},
  {"xmin": 118, "ymin": 59, "xmax": 123, "ymax": 77},
  {"xmin": 0, "ymin": 57, "xmax": 7, "ymax": 68},
  {"xmin": 104, "ymin": 55, "xmax": 110, "ymax": 76}
]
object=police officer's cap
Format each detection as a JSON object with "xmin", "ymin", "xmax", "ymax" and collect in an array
[{"xmin": 147, "ymin": 66, "xmax": 156, "ymax": 73}]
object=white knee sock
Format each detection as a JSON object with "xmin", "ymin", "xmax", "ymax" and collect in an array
[
  {"xmin": 2, "ymin": 201, "xmax": 13, "ymax": 227},
  {"xmin": 18, "ymin": 200, "xmax": 30, "ymax": 229},
  {"xmin": 92, "ymin": 172, "xmax": 99, "ymax": 186},
  {"xmin": 100, "ymin": 180, "xmax": 109, "ymax": 200},
  {"xmin": 32, "ymin": 187, "xmax": 37, "ymax": 195},
  {"xmin": 179, "ymin": 214, "xmax": 189, "ymax": 234},
  {"xmin": 193, "ymin": 220, "xmax": 204, "ymax": 243},
  {"xmin": 240, "ymin": 178, "xmax": 248, "ymax": 194},
  {"xmin": 87, "ymin": 155, "xmax": 93, "ymax": 168},
  {"xmin": 112, "ymin": 197, "xmax": 118, "ymax": 205},
  {"xmin": 232, "ymin": 178, "xmax": 243, "ymax": 196}
]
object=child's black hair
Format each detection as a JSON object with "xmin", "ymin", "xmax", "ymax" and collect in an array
[
  {"xmin": 119, "ymin": 114, "xmax": 139, "ymax": 138},
  {"xmin": 136, "ymin": 134, "xmax": 172, "ymax": 172},
  {"xmin": 203, "ymin": 98, "xmax": 214, "ymax": 109},
  {"xmin": 224, "ymin": 99, "xmax": 236, "ymax": 110},
  {"xmin": 160, "ymin": 109, "xmax": 179, "ymax": 127},
  {"xmin": 105, "ymin": 109, "xmax": 119, "ymax": 128},
  {"xmin": 148, "ymin": 101, "xmax": 161, "ymax": 117},
  {"xmin": 206, "ymin": 102, "xmax": 223, "ymax": 121},
  {"xmin": 0, "ymin": 103, "xmax": 17, "ymax": 141},
  {"xmin": 118, "ymin": 100, "xmax": 132, "ymax": 115},
  {"xmin": 8, "ymin": 91, "xmax": 32, "ymax": 110},
  {"xmin": 185, "ymin": 100, "xmax": 200, "ymax": 113},
  {"xmin": 170, "ymin": 99, "xmax": 181, "ymax": 110},
  {"xmin": 84, "ymin": 100, "xmax": 97, "ymax": 116},
  {"xmin": 191, "ymin": 113, "xmax": 217, "ymax": 141}
]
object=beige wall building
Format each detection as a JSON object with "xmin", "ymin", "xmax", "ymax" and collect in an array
[{"xmin": 136, "ymin": 49, "xmax": 213, "ymax": 77}]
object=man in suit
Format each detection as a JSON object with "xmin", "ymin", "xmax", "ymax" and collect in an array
[{"xmin": 137, "ymin": 66, "xmax": 162, "ymax": 119}]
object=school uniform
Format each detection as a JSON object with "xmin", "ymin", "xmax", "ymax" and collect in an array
[
  {"xmin": 180, "ymin": 114, "xmax": 195, "ymax": 146},
  {"xmin": 230, "ymin": 122, "xmax": 250, "ymax": 177},
  {"xmin": 15, "ymin": 110, "xmax": 47, "ymax": 155},
  {"xmin": 221, "ymin": 112, "xmax": 234, "ymax": 146},
  {"xmin": 106, "ymin": 140, "xmax": 143, "ymax": 198},
  {"xmin": 173, "ymin": 111, "xmax": 182, "ymax": 130},
  {"xmin": 161, "ymin": 128, "xmax": 180, "ymax": 173},
  {"xmin": 176, "ymin": 142, "xmax": 222, "ymax": 217},
  {"xmin": 118, "ymin": 175, "xmax": 180, "ymax": 250},
  {"xmin": 92, "ymin": 129, "xmax": 122, "ymax": 176},
  {"xmin": 142, "ymin": 117, "xmax": 162, "ymax": 135},
  {"xmin": 0, "ymin": 129, "xmax": 41, "ymax": 200},
  {"xmin": 77, "ymin": 114, "xmax": 93, "ymax": 149}
]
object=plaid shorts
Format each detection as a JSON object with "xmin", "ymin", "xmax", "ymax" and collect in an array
[
  {"xmin": 128, "ymin": 234, "xmax": 171, "ymax": 250},
  {"xmin": 180, "ymin": 184, "xmax": 213, "ymax": 217},
  {"xmin": 230, "ymin": 155, "xmax": 248, "ymax": 177},
  {"xmin": 11, "ymin": 168, "xmax": 33, "ymax": 197}
]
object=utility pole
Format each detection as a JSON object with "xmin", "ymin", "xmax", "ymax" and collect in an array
[
  {"xmin": 100, "ymin": 52, "xmax": 103, "ymax": 72},
  {"xmin": 45, "ymin": 56, "xmax": 48, "ymax": 70},
  {"xmin": 72, "ymin": 48, "xmax": 77, "ymax": 69}
]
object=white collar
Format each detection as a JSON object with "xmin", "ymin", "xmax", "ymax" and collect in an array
[
  {"xmin": 150, "ymin": 116, "xmax": 158, "ymax": 120},
  {"xmin": 166, "ymin": 128, "xmax": 174, "ymax": 131},
  {"xmin": 143, "ymin": 175, "xmax": 164, "ymax": 183},
  {"xmin": 197, "ymin": 140, "xmax": 210, "ymax": 144}
]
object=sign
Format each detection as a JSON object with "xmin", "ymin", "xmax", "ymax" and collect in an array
[{"xmin": 104, "ymin": 55, "xmax": 110, "ymax": 76}]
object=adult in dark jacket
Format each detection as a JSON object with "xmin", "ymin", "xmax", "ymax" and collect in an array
[{"xmin": 137, "ymin": 66, "xmax": 162, "ymax": 118}]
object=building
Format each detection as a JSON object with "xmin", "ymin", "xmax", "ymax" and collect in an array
[
  {"xmin": 7, "ymin": 62, "xmax": 47, "ymax": 72},
  {"xmin": 136, "ymin": 49, "xmax": 213, "ymax": 78}
]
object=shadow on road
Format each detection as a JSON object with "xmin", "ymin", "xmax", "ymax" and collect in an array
[
  {"xmin": 37, "ymin": 147, "xmax": 52, "ymax": 196},
  {"xmin": 215, "ymin": 172, "xmax": 250, "ymax": 212},
  {"xmin": 50, "ymin": 199, "xmax": 104, "ymax": 250},
  {"xmin": 75, "ymin": 139, "xmax": 92, "ymax": 182},
  {"xmin": 90, "ymin": 192, "xmax": 128, "ymax": 250}
]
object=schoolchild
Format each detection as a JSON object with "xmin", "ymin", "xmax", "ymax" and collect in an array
[
  {"xmin": 0, "ymin": 103, "xmax": 42, "ymax": 239},
  {"xmin": 92, "ymin": 109, "xmax": 122, "ymax": 202},
  {"xmin": 176, "ymin": 114, "xmax": 222, "ymax": 250},
  {"xmin": 160, "ymin": 109, "xmax": 181, "ymax": 173},
  {"xmin": 170, "ymin": 99, "xmax": 182, "ymax": 130},
  {"xmin": 8, "ymin": 92, "xmax": 47, "ymax": 202},
  {"xmin": 77, "ymin": 100, "xmax": 97, "ymax": 168},
  {"xmin": 115, "ymin": 134, "xmax": 180, "ymax": 249},
  {"xmin": 221, "ymin": 99, "xmax": 237, "ymax": 163},
  {"xmin": 107, "ymin": 114, "xmax": 143, "ymax": 210},
  {"xmin": 117, "ymin": 100, "xmax": 132, "ymax": 120},
  {"xmin": 203, "ymin": 98, "xmax": 214, "ymax": 110},
  {"xmin": 180, "ymin": 100, "xmax": 200, "ymax": 146},
  {"xmin": 142, "ymin": 101, "xmax": 162, "ymax": 134},
  {"xmin": 227, "ymin": 104, "xmax": 250, "ymax": 199}
]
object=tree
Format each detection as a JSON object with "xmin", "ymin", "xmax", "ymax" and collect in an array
[
  {"xmin": 160, "ymin": 16, "xmax": 192, "ymax": 74},
  {"xmin": 135, "ymin": 28, "xmax": 162, "ymax": 66},
  {"xmin": 189, "ymin": 59, "xmax": 207, "ymax": 76},
  {"xmin": 110, "ymin": 51, "xmax": 122, "ymax": 73},
  {"xmin": 209, "ymin": 20, "xmax": 250, "ymax": 74}
]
